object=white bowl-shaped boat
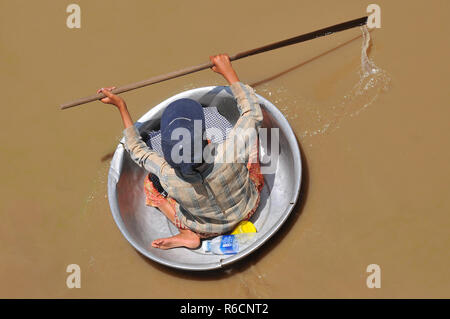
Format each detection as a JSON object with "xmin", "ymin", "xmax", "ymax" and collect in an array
[{"xmin": 107, "ymin": 86, "xmax": 302, "ymax": 271}]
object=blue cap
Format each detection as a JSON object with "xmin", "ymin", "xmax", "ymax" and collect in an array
[{"xmin": 161, "ymin": 98, "xmax": 206, "ymax": 176}]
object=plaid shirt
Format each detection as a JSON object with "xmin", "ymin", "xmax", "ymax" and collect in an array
[{"xmin": 123, "ymin": 82, "xmax": 263, "ymax": 235}]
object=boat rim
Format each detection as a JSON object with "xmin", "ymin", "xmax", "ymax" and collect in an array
[{"xmin": 107, "ymin": 85, "xmax": 302, "ymax": 271}]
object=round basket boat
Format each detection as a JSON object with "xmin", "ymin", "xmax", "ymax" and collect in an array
[{"xmin": 107, "ymin": 86, "xmax": 302, "ymax": 271}]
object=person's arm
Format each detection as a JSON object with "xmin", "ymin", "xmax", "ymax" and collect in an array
[
  {"xmin": 98, "ymin": 87, "xmax": 165, "ymax": 175},
  {"xmin": 210, "ymin": 55, "xmax": 263, "ymax": 163},
  {"xmin": 210, "ymin": 55, "xmax": 263, "ymax": 125},
  {"xmin": 97, "ymin": 87, "xmax": 133, "ymax": 128},
  {"xmin": 209, "ymin": 54, "xmax": 240, "ymax": 85}
]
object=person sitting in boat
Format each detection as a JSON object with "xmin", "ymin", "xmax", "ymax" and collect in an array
[{"xmin": 98, "ymin": 54, "xmax": 264, "ymax": 250}]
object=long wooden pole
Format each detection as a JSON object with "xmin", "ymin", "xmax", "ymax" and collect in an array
[{"xmin": 60, "ymin": 16, "xmax": 367, "ymax": 110}]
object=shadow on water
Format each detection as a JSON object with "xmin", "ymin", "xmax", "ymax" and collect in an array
[
  {"xmin": 250, "ymin": 30, "xmax": 372, "ymax": 88},
  {"xmin": 136, "ymin": 137, "xmax": 309, "ymax": 281}
]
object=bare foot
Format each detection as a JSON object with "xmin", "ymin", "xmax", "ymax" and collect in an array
[{"xmin": 151, "ymin": 229, "xmax": 200, "ymax": 250}]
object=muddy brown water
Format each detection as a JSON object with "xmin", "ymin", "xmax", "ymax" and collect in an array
[{"xmin": 1, "ymin": 0, "xmax": 449, "ymax": 298}]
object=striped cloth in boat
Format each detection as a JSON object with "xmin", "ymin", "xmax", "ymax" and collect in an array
[{"xmin": 142, "ymin": 106, "xmax": 233, "ymax": 154}]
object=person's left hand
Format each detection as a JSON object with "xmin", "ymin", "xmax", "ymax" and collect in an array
[
  {"xmin": 209, "ymin": 54, "xmax": 239, "ymax": 84},
  {"xmin": 97, "ymin": 86, "xmax": 126, "ymax": 109},
  {"xmin": 149, "ymin": 191, "xmax": 167, "ymax": 207}
]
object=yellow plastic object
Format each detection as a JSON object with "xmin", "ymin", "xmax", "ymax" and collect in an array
[{"xmin": 231, "ymin": 221, "xmax": 257, "ymax": 235}]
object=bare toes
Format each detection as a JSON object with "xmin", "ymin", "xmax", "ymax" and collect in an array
[{"xmin": 151, "ymin": 239, "xmax": 162, "ymax": 248}]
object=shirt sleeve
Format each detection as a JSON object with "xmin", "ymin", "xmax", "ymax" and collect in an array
[
  {"xmin": 123, "ymin": 125, "xmax": 166, "ymax": 176},
  {"xmin": 224, "ymin": 82, "xmax": 263, "ymax": 164}
]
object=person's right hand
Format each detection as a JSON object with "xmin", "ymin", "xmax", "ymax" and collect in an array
[{"xmin": 209, "ymin": 54, "xmax": 239, "ymax": 84}]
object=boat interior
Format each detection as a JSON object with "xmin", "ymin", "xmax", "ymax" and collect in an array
[{"xmin": 107, "ymin": 86, "xmax": 302, "ymax": 270}]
